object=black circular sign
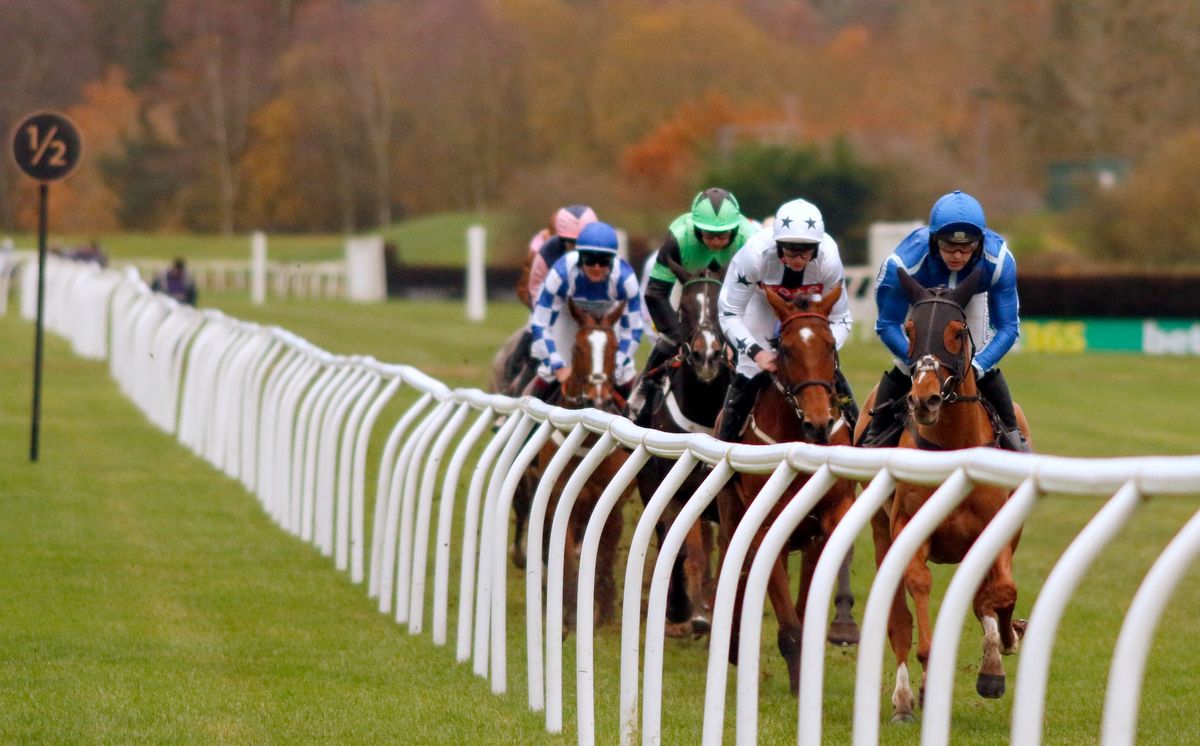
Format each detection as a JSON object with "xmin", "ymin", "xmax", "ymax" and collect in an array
[{"xmin": 10, "ymin": 111, "xmax": 82, "ymax": 182}]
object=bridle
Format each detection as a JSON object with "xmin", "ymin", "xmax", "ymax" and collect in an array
[
  {"xmin": 770, "ymin": 309, "xmax": 840, "ymax": 423},
  {"xmin": 562, "ymin": 319, "xmax": 626, "ymax": 414},
  {"xmin": 678, "ymin": 275, "xmax": 732, "ymax": 373},
  {"xmin": 908, "ymin": 295, "xmax": 980, "ymax": 405}
]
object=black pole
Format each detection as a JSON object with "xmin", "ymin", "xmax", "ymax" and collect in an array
[{"xmin": 30, "ymin": 182, "xmax": 48, "ymax": 462}]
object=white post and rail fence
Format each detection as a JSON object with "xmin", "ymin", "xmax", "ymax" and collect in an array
[{"xmin": 13, "ymin": 255, "xmax": 1200, "ymax": 745}]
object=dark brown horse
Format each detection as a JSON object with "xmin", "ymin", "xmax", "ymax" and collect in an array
[
  {"xmin": 538, "ymin": 298, "xmax": 634, "ymax": 628},
  {"xmin": 720, "ymin": 284, "xmax": 858, "ymax": 694},
  {"xmin": 854, "ymin": 267, "xmax": 1032, "ymax": 722},
  {"xmin": 636, "ymin": 259, "xmax": 731, "ymax": 637}
]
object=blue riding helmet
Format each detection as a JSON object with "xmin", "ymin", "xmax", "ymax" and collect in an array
[
  {"xmin": 575, "ymin": 221, "xmax": 620, "ymax": 256},
  {"xmin": 929, "ymin": 190, "xmax": 986, "ymax": 243}
]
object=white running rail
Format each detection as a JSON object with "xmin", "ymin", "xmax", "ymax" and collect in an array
[{"xmin": 22, "ymin": 256, "xmax": 1200, "ymax": 745}]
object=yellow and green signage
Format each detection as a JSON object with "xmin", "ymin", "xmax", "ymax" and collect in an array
[{"xmin": 1019, "ymin": 319, "xmax": 1200, "ymax": 355}]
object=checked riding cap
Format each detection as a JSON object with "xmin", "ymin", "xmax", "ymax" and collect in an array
[
  {"xmin": 929, "ymin": 190, "xmax": 986, "ymax": 244},
  {"xmin": 554, "ymin": 204, "xmax": 598, "ymax": 240}
]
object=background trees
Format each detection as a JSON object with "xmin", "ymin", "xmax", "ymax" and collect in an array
[{"xmin": 1, "ymin": 0, "xmax": 1197, "ymax": 265}]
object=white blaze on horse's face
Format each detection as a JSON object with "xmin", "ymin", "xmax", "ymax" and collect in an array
[{"xmin": 587, "ymin": 329, "xmax": 608, "ymax": 398}]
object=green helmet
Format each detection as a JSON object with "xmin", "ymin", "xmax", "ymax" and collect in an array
[{"xmin": 690, "ymin": 188, "xmax": 742, "ymax": 232}]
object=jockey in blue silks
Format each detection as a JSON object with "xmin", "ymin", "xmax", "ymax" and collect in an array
[
  {"xmin": 528, "ymin": 220, "xmax": 643, "ymax": 399},
  {"xmin": 860, "ymin": 189, "xmax": 1029, "ymax": 451}
]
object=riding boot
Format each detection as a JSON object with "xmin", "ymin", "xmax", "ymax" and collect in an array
[
  {"xmin": 976, "ymin": 367, "xmax": 1030, "ymax": 452},
  {"xmin": 504, "ymin": 329, "xmax": 534, "ymax": 388},
  {"xmin": 631, "ymin": 339, "xmax": 677, "ymax": 426},
  {"xmin": 833, "ymin": 368, "xmax": 859, "ymax": 433},
  {"xmin": 858, "ymin": 367, "xmax": 912, "ymax": 447},
  {"xmin": 715, "ymin": 373, "xmax": 768, "ymax": 443},
  {"xmin": 527, "ymin": 375, "xmax": 559, "ymax": 403}
]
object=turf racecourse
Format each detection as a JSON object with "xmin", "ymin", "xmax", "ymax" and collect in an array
[{"xmin": 2, "ymin": 290, "xmax": 1199, "ymax": 744}]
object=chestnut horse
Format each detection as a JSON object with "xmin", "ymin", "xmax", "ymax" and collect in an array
[
  {"xmin": 537, "ymin": 298, "xmax": 634, "ymax": 628},
  {"xmin": 854, "ymin": 267, "xmax": 1032, "ymax": 722},
  {"xmin": 636, "ymin": 259, "xmax": 731, "ymax": 637},
  {"xmin": 720, "ymin": 284, "xmax": 858, "ymax": 694}
]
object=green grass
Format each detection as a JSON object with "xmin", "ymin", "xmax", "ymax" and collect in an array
[
  {"xmin": 2, "ymin": 287, "xmax": 1199, "ymax": 744},
  {"xmin": 5, "ymin": 210, "xmax": 529, "ymax": 269}
]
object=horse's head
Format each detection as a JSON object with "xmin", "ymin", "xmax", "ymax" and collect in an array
[
  {"xmin": 667, "ymin": 256, "xmax": 728, "ymax": 383},
  {"xmin": 763, "ymin": 283, "xmax": 844, "ymax": 444},
  {"xmin": 898, "ymin": 267, "xmax": 982, "ymax": 426},
  {"xmin": 565, "ymin": 298, "xmax": 626, "ymax": 413}
]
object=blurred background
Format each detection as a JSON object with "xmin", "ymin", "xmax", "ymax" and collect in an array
[{"xmin": 2, "ymin": 0, "xmax": 1199, "ymax": 271}]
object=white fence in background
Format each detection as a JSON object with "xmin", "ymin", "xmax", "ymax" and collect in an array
[
  {"xmin": 125, "ymin": 258, "xmax": 348, "ymax": 299},
  {"xmin": 18, "ymin": 255, "xmax": 1200, "ymax": 745}
]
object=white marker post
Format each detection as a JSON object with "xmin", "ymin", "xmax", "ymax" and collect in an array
[
  {"xmin": 465, "ymin": 224, "xmax": 486, "ymax": 322},
  {"xmin": 251, "ymin": 230, "xmax": 267, "ymax": 306}
]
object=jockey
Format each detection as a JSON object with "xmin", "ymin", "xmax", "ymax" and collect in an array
[
  {"xmin": 524, "ymin": 204, "xmax": 598, "ymax": 307},
  {"xmin": 860, "ymin": 189, "xmax": 1029, "ymax": 451},
  {"xmin": 630, "ymin": 187, "xmax": 756, "ymax": 425},
  {"xmin": 528, "ymin": 221, "xmax": 643, "ymax": 399},
  {"xmin": 501, "ymin": 205, "xmax": 599, "ymax": 391},
  {"xmin": 715, "ymin": 198, "xmax": 856, "ymax": 442}
]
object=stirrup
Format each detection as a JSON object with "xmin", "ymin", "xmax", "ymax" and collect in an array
[{"xmin": 997, "ymin": 428, "xmax": 1030, "ymax": 453}]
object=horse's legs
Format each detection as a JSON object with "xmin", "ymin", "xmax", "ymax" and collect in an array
[
  {"xmin": 764, "ymin": 553, "xmax": 804, "ymax": 695},
  {"xmin": 718, "ymin": 487, "xmax": 750, "ymax": 665},
  {"xmin": 826, "ymin": 489, "xmax": 861, "ymax": 646},
  {"xmin": 682, "ymin": 519, "xmax": 713, "ymax": 635},
  {"xmin": 886, "ymin": 513, "xmax": 918, "ymax": 723},
  {"xmin": 510, "ymin": 474, "xmax": 533, "ymax": 570},
  {"xmin": 903, "ymin": 542, "xmax": 934, "ymax": 710},
  {"xmin": 594, "ymin": 493, "xmax": 628, "ymax": 627},
  {"xmin": 973, "ymin": 545, "xmax": 1020, "ymax": 698}
]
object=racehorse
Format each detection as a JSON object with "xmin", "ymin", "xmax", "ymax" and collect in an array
[
  {"xmin": 535, "ymin": 298, "xmax": 635, "ymax": 628},
  {"xmin": 719, "ymin": 283, "xmax": 858, "ymax": 694},
  {"xmin": 853, "ymin": 267, "xmax": 1032, "ymax": 722},
  {"xmin": 635, "ymin": 259, "xmax": 731, "ymax": 637}
]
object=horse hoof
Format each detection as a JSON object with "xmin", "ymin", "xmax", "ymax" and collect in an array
[
  {"xmin": 510, "ymin": 550, "xmax": 526, "ymax": 571},
  {"xmin": 690, "ymin": 616, "xmax": 711, "ymax": 637},
  {"xmin": 827, "ymin": 621, "xmax": 860, "ymax": 646},
  {"xmin": 1012, "ymin": 618, "xmax": 1028, "ymax": 640},
  {"xmin": 890, "ymin": 711, "xmax": 918, "ymax": 724},
  {"xmin": 664, "ymin": 621, "xmax": 691, "ymax": 639},
  {"xmin": 976, "ymin": 673, "xmax": 1006, "ymax": 699}
]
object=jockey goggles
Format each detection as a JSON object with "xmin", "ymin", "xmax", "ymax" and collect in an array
[{"xmin": 579, "ymin": 252, "xmax": 613, "ymax": 267}]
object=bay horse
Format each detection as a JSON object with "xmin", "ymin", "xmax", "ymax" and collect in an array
[
  {"xmin": 535, "ymin": 298, "xmax": 635, "ymax": 628},
  {"xmin": 853, "ymin": 267, "xmax": 1032, "ymax": 722},
  {"xmin": 720, "ymin": 284, "xmax": 858, "ymax": 694},
  {"xmin": 635, "ymin": 259, "xmax": 731, "ymax": 637}
]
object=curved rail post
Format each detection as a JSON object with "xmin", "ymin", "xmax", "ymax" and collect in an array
[
  {"xmin": 525, "ymin": 421, "xmax": 588, "ymax": 712},
  {"xmin": 700, "ymin": 459, "xmax": 798, "ymax": 746},
  {"xmin": 576, "ymin": 442, "xmax": 649, "ymax": 746},
  {"xmin": 546, "ymin": 431, "xmax": 618, "ymax": 733},
  {"xmin": 488, "ymin": 418, "xmax": 555, "ymax": 693},
  {"xmin": 734, "ymin": 465, "xmax": 838, "ymax": 746},
  {"xmin": 618, "ymin": 452, "xmax": 696, "ymax": 745},
  {"xmin": 1101, "ymin": 507, "xmax": 1200, "ymax": 744},
  {"xmin": 853, "ymin": 466, "xmax": 973, "ymax": 745},
  {"xmin": 796, "ymin": 466, "xmax": 896, "ymax": 746},
  {"xmin": 921, "ymin": 475, "xmax": 1040, "ymax": 746},
  {"xmin": 643, "ymin": 457, "xmax": 735, "ymax": 745},
  {"xmin": 1010, "ymin": 480, "xmax": 1143, "ymax": 745}
]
